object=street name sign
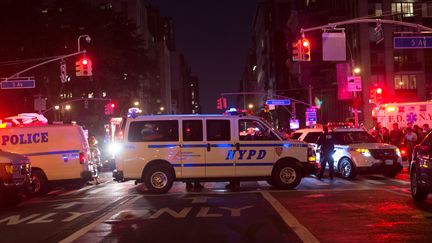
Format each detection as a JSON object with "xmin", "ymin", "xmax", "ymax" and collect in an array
[
  {"xmin": 394, "ymin": 36, "xmax": 432, "ymax": 49},
  {"xmin": 266, "ymin": 99, "xmax": 291, "ymax": 106},
  {"xmin": 1, "ymin": 79, "xmax": 35, "ymax": 89}
]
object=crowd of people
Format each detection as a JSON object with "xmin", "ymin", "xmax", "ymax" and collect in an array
[{"xmin": 368, "ymin": 122, "xmax": 431, "ymax": 167}]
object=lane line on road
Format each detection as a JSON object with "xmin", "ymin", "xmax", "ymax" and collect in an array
[
  {"xmin": 388, "ymin": 178, "xmax": 410, "ymax": 185},
  {"xmin": 59, "ymin": 195, "xmax": 142, "ymax": 243},
  {"xmin": 257, "ymin": 180, "xmax": 270, "ymax": 187},
  {"xmin": 360, "ymin": 179, "xmax": 385, "ymax": 185},
  {"xmin": 61, "ymin": 186, "xmax": 93, "ymax": 196},
  {"xmin": 88, "ymin": 186, "xmax": 109, "ymax": 194},
  {"xmin": 261, "ymin": 191, "xmax": 320, "ymax": 243}
]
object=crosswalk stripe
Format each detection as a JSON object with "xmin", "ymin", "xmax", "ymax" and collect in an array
[
  {"xmin": 361, "ymin": 179, "xmax": 385, "ymax": 185},
  {"xmin": 61, "ymin": 186, "xmax": 91, "ymax": 196},
  {"xmin": 312, "ymin": 179, "xmax": 328, "ymax": 186},
  {"xmin": 257, "ymin": 181, "xmax": 270, "ymax": 187},
  {"xmin": 388, "ymin": 178, "xmax": 410, "ymax": 185},
  {"xmin": 89, "ymin": 186, "xmax": 109, "ymax": 194}
]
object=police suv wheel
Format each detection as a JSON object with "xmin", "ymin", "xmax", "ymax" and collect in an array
[
  {"xmin": 411, "ymin": 168, "xmax": 428, "ymax": 201},
  {"xmin": 340, "ymin": 158, "xmax": 356, "ymax": 179},
  {"xmin": 272, "ymin": 163, "xmax": 301, "ymax": 189},
  {"xmin": 27, "ymin": 170, "xmax": 49, "ymax": 196},
  {"xmin": 144, "ymin": 164, "xmax": 174, "ymax": 194}
]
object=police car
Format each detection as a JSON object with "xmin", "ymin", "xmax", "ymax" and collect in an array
[
  {"xmin": 291, "ymin": 127, "xmax": 403, "ymax": 179},
  {"xmin": 113, "ymin": 114, "xmax": 316, "ymax": 193}
]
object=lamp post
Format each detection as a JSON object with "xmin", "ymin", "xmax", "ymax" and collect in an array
[{"xmin": 77, "ymin": 35, "xmax": 91, "ymax": 52}]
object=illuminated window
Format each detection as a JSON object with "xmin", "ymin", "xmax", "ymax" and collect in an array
[
  {"xmin": 391, "ymin": 2, "xmax": 414, "ymax": 17},
  {"xmin": 394, "ymin": 74, "xmax": 416, "ymax": 90},
  {"xmin": 375, "ymin": 3, "xmax": 382, "ymax": 16}
]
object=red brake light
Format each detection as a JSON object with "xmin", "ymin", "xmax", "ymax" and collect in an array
[
  {"xmin": 79, "ymin": 152, "xmax": 86, "ymax": 164},
  {"xmin": 400, "ymin": 148, "xmax": 407, "ymax": 156}
]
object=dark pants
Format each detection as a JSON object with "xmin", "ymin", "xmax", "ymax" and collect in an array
[{"xmin": 318, "ymin": 152, "xmax": 334, "ymax": 179}]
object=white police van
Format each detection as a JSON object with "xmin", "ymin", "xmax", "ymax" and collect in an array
[
  {"xmin": 113, "ymin": 114, "xmax": 316, "ymax": 193},
  {"xmin": 0, "ymin": 124, "xmax": 92, "ymax": 195}
]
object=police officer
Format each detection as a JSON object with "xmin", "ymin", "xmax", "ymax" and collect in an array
[{"xmin": 316, "ymin": 126, "xmax": 335, "ymax": 180}]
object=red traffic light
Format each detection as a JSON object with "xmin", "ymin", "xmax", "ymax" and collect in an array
[
  {"xmin": 81, "ymin": 59, "xmax": 89, "ymax": 65},
  {"xmin": 110, "ymin": 103, "xmax": 116, "ymax": 108},
  {"xmin": 376, "ymin": 88, "xmax": 382, "ymax": 94},
  {"xmin": 302, "ymin": 39, "xmax": 310, "ymax": 47}
]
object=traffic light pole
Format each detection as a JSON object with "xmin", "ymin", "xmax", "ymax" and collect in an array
[
  {"xmin": 42, "ymin": 97, "xmax": 112, "ymax": 114},
  {"xmin": 5, "ymin": 50, "xmax": 86, "ymax": 81}
]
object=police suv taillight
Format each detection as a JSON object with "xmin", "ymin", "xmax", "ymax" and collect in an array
[{"xmin": 79, "ymin": 152, "xmax": 86, "ymax": 164}]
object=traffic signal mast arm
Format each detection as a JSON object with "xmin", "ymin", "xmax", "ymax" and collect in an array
[
  {"xmin": 300, "ymin": 18, "xmax": 432, "ymax": 34},
  {"xmin": 5, "ymin": 50, "xmax": 86, "ymax": 81}
]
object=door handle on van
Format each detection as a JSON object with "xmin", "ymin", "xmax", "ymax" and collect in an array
[
  {"xmin": 235, "ymin": 143, "xmax": 240, "ymax": 151},
  {"xmin": 207, "ymin": 143, "xmax": 211, "ymax": 152}
]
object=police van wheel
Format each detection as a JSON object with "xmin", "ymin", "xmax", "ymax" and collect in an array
[
  {"xmin": 272, "ymin": 163, "xmax": 301, "ymax": 189},
  {"xmin": 27, "ymin": 170, "xmax": 49, "ymax": 196},
  {"xmin": 144, "ymin": 164, "xmax": 174, "ymax": 194},
  {"xmin": 339, "ymin": 158, "xmax": 356, "ymax": 180}
]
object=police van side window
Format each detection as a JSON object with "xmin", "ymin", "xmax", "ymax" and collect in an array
[
  {"xmin": 238, "ymin": 119, "xmax": 278, "ymax": 141},
  {"xmin": 182, "ymin": 120, "xmax": 203, "ymax": 141},
  {"xmin": 303, "ymin": 132, "xmax": 322, "ymax": 143},
  {"xmin": 206, "ymin": 120, "xmax": 230, "ymax": 141},
  {"xmin": 128, "ymin": 120, "xmax": 179, "ymax": 142}
]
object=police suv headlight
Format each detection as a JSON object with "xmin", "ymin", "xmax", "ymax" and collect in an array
[
  {"xmin": 108, "ymin": 143, "xmax": 122, "ymax": 156},
  {"xmin": 355, "ymin": 148, "xmax": 371, "ymax": 157},
  {"xmin": 395, "ymin": 148, "xmax": 401, "ymax": 158}
]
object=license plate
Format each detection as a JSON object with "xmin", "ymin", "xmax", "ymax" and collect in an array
[{"xmin": 385, "ymin": 160, "xmax": 393, "ymax": 165}]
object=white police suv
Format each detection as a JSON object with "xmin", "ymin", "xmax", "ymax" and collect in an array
[
  {"xmin": 113, "ymin": 114, "xmax": 317, "ymax": 193},
  {"xmin": 292, "ymin": 127, "xmax": 403, "ymax": 179}
]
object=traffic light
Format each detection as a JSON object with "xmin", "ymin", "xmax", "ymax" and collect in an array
[
  {"xmin": 104, "ymin": 104, "xmax": 110, "ymax": 115},
  {"xmin": 217, "ymin": 98, "xmax": 222, "ymax": 110},
  {"xmin": 216, "ymin": 97, "xmax": 227, "ymax": 110},
  {"xmin": 369, "ymin": 88, "xmax": 376, "ymax": 104},
  {"xmin": 369, "ymin": 87, "xmax": 383, "ymax": 104},
  {"xmin": 376, "ymin": 87, "xmax": 383, "ymax": 103},
  {"xmin": 104, "ymin": 103, "xmax": 115, "ymax": 115},
  {"xmin": 301, "ymin": 38, "xmax": 311, "ymax": 61},
  {"xmin": 75, "ymin": 58, "xmax": 93, "ymax": 76},
  {"xmin": 292, "ymin": 40, "xmax": 301, "ymax": 62}
]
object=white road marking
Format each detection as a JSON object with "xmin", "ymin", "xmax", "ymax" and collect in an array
[
  {"xmin": 388, "ymin": 178, "xmax": 410, "ymax": 185},
  {"xmin": 257, "ymin": 181, "xmax": 270, "ymax": 187},
  {"xmin": 361, "ymin": 179, "xmax": 385, "ymax": 185},
  {"xmin": 61, "ymin": 186, "xmax": 92, "ymax": 196},
  {"xmin": 88, "ymin": 186, "xmax": 109, "ymax": 194},
  {"xmin": 59, "ymin": 195, "xmax": 141, "ymax": 243},
  {"xmin": 261, "ymin": 191, "xmax": 319, "ymax": 243}
]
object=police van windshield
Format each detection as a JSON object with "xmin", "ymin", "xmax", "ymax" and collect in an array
[{"xmin": 333, "ymin": 131, "xmax": 377, "ymax": 145}]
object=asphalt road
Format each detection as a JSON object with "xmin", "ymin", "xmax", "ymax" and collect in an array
[{"xmin": 1, "ymin": 170, "xmax": 432, "ymax": 243}]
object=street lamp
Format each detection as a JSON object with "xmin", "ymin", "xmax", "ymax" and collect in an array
[
  {"xmin": 54, "ymin": 105, "xmax": 60, "ymax": 110},
  {"xmin": 353, "ymin": 67, "xmax": 361, "ymax": 75},
  {"xmin": 160, "ymin": 106, "xmax": 165, "ymax": 111},
  {"xmin": 65, "ymin": 104, "xmax": 71, "ymax": 110},
  {"xmin": 134, "ymin": 101, "xmax": 139, "ymax": 106},
  {"xmin": 248, "ymin": 104, "xmax": 254, "ymax": 109},
  {"xmin": 78, "ymin": 35, "xmax": 91, "ymax": 52}
]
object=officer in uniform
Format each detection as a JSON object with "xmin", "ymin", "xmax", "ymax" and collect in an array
[{"xmin": 316, "ymin": 126, "xmax": 335, "ymax": 180}]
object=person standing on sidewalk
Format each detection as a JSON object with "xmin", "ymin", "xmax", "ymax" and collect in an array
[{"xmin": 316, "ymin": 126, "xmax": 336, "ymax": 180}]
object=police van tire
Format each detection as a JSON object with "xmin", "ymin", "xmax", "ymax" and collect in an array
[
  {"xmin": 27, "ymin": 170, "xmax": 49, "ymax": 196},
  {"xmin": 144, "ymin": 164, "xmax": 174, "ymax": 194},
  {"xmin": 272, "ymin": 163, "xmax": 301, "ymax": 189},
  {"xmin": 339, "ymin": 158, "xmax": 356, "ymax": 179}
]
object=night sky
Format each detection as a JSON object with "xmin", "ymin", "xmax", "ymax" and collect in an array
[{"xmin": 151, "ymin": 0, "xmax": 258, "ymax": 113}]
